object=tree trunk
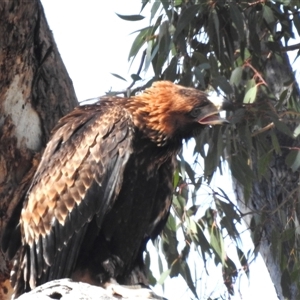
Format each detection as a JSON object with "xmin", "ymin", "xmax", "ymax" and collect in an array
[
  {"xmin": 235, "ymin": 52, "xmax": 300, "ymax": 300},
  {"xmin": 0, "ymin": 0, "xmax": 77, "ymax": 298}
]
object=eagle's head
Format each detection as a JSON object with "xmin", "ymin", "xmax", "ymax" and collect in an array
[{"xmin": 128, "ymin": 81, "xmax": 230, "ymax": 146}]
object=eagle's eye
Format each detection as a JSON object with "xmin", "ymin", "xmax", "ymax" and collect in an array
[{"xmin": 190, "ymin": 107, "xmax": 202, "ymax": 118}]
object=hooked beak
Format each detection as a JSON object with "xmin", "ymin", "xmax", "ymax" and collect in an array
[{"xmin": 198, "ymin": 95, "xmax": 231, "ymax": 125}]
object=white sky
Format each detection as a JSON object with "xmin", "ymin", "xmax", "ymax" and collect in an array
[
  {"xmin": 40, "ymin": 1, "xmax": 280, "ymax": 299},
  {"xmin": 42, "ymin": 0, "xmax": 150, "ymax": 101}
]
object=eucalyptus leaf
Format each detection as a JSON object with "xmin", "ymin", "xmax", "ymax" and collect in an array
[
  {"xmin": 210, "ymin": 226, "xmax": 225, "ymax": 265},
  {"xmin": 131, "ymin": 74, "xmax": 142, "ymax": 81},
  {"xmin": 243, "ymin": 85, "xmax": 257, "ymax": 103},
  {"xmin": 150, "ymin": 1, "xmax": 161, "ymax": 22},
  {"xmin": 158, "ymin": 268, "xmax": 171, "ymax": 285},
  {"xmin": 116, "ymin": 13, "xmax": 145, "ymax": 21},
  {"xmin": 263, "ymin": 5, "xmax": 275, "ymax": 27},
  {"xmin": 230, "ymin": 66, "xmax": 243, "ymax": 86},
  {"xmin": 212, "ymin": 76, "xmax": 233, "ymax": 95},
  {"xmin": 179, "ymin": 261, "xmax": 198, "ymax": 299},
  {"xmin": 110, "ymin": 73, "xmax": 127, "ymax": 82},
  {"xmin": 285, "ymin": 150, "xmax": 300, "ymax": 172},
  {"xmin": 293, "ymin": 124, "xmax": 300, "ymax": 138},
  {"xmin": 173, "ymin": 5, "xmax": 201, "ymax": 39},
  {"xmin": 128, "ymin": 27, "xmax": 152, "ymax": 61},
  {"xmin": 229, "ymin": 2, "xmax": 245, "ymax": 41}
]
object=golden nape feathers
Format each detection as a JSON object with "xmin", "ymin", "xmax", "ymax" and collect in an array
[{"xmin": 127, "ymin": 81, "xmax": 228, "ymax": 145}]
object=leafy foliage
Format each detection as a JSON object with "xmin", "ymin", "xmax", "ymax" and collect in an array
[{"xmin": 116, "ymin": 1, "xmax": 300, "ymax": 299}]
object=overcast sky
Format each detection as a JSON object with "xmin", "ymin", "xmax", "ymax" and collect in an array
[
  {"xmin": 40, "ymin": 1, "xmax": 280, "ymax": 299},
  {"xmin": 41, "ymin": 0, "xmax": 151, "ymax": 101}
]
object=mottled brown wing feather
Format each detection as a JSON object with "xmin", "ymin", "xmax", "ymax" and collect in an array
[{"xmin": 15, "ymin": 102, "xmax": 134, "ymax": 293}]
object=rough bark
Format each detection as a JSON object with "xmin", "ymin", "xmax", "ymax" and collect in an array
[
  {"xmin": 235, "ymin": 52, "xmax": 300, "ymax": 300},
  {"xmin": 0, "ymin": 0, "xmax": 77, "ymax": 298},
  {"xmin": 0, "ymin": 2, "xmax": 167, "ymax": 300},
  {"xmin": 237, "ymin": 138, "xmax": 300, "ymax": 300}
]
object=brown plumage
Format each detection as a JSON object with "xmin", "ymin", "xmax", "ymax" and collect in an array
[{"xmin": 2, "ymin": 81, "xmax": 228, "ymax": 297}]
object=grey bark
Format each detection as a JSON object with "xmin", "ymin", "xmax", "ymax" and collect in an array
[
  {"xmin": 0, "ymin": 0, "xmax": 77, "ymax": 298},
  {"xmin": 0, "ymin": 2, "xmax": 167, "ymax": 300}
]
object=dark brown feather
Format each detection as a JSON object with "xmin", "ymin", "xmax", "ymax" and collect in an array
[{"xmin": 2, "ymin": 81, "xmax": 228, "ymax": 297}]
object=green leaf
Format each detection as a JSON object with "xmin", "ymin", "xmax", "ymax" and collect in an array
[
  {"xmin": 173, "ymin": 5, "xmax": 201, "ymax": 39},
  {"xmin": 145, "ymin": 40, "xmax": 159, "ymax": 72},
  {"xmin": 192, "ymin": 52, "xmax": 209, "ymax": 65},
  {"xmin": 173, "ymin": 168, "xmax": 180, "ymax": 188},
  {"xmin": 194, "ymin": 67, "xmax": 205, "ymax": 88},
  {"xmin": 250, "ymin": 216, "xmax": 262, "ymax": 248},
  {"xmin": 220, "ymin": 216, "xmax": 240, "ymax": 242},
  {"xmin": 163, "ymin": 56, "xmax": 178, "ymax": 82},
  {"xmin": 179, "ymin": 261, "xmax": 198, "ymax": 299},
  {"xmin": 110, "ymin": 73, "xmax": 127, "ymax": 82},
  {"xmin": 229, "ymin": 3, "xmax": 245, "ymax": 41},
  {"xmin": 263, "ymin": 5, "xmax": 275, "ymax": 27},
  {"xmin": 186, "ymin": 205, "xmax": 200, "ymax": 217},
  {"xmin": 293, "ymin": 124, "xmax": 300, "ymax": 138},
  {"xmin": 237, "ymin": 247, "xmax": 249, "ymax": 277},
  {"xmin": 116, "ymin": 13, "xmax": 145, "ymax": 21},
  {"xmin": 231, "ymin": 155, "xmax": 254, "ymax": 200},
  {"xmin": 158, "ymin": 268, "xmax": 171, "ymax": 285},
  {"xmin": 212, "ymin": 76, "xmax": 233, "ymax": 94},
  {"xmin": 140, "ymin": 0, "xmax": 150, "ymax": 12},
  {"xmin": 183, "ymin": 159, "xmax": 195, "ymax": 185},
  {"xmin": 150, "ymin": 1, "xmax": 161, "ymax": 22},
  {"xmin": 216, "ymin": 198, "xmax": 240, "ymax": 222},
  {"xmin": 243, "ymin": 86, "xmax": 257, "ymax": 104},
  {"xmin": 209, "ymin": 54, "xmax": 219, "ymax": 77},
  {"xmin": 272, "ymin": 118, "xmax": 293, "ymax": 137},
  {"xmin": 198, "ymin": 62, "xmax": 210, "ymax": 70},
  {"xmin": 211, "ymin": 8, "xmax": 220, "ymax": 54},
  {"xmin": 276, "ymin": 88, "xmax": 289, "ymax": 109},
  {"xmin": 172, "ymin": 195, "xmax": 185, "ymax": 218},
  {"xmin": 238, "ymin": 122, "xmax": 252, "ymax": 151},
  {"xmin": 166, "ymin": 212, "xmax": 177, "ymax": 231},
  {"xmin": 230, "ymin": 66, "xmax": 243, "ymax": 86},
  {"xmin": 248, "ymin": 8, "xmax": 261, "ymax": 55},
  {"xmin": 160, "ymin": 0, "xmax": 171, "ymax": 20},
  {"xmin": 161, "ymin": 215, "xmax": 179, "ymax": 269},
  {"xmin": 193, "ymin": 221, "xmax": 211, "ymax": 254},
  {"xmin": 285, "ymin": 150, "xmax": 300, "ymax": 172},
  {"xmin": 158, "ymin": 252, "xmax": 163, "ymax": 275},
  {"xmin": 210, "ymin": 226, "xmax": 225, "ymax": 265},
  {"xmin": 130, "ymin": 74, "xmax": 142, "ymax": 81},
  {"xmin": 271, "ymin": 131, "xmax": 281, "ymax": 155},
  {"xmin": 128, "ymin": 26, "xmax": 153, "ymax": 61},
  {"xmin": 258, "ymin": 151, "xmax": 272, "ymax": 179},
  {"xmin": 216, "ymin": 198, "xmax": 240, "ymax": 242},
  {"xmin": 233, "ymin": 155, "xmax": 254, "ymax": 180},
  {"xmin": 174, "ymin": 0, "xmax": 182, "ymax": 6},
  {"xmin": 154, "ymin": 20, "xmax": 171, "ymax": 76}
]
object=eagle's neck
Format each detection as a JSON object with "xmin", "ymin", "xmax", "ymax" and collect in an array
[{"xmin": 122, "ymin": 94, "xmax": 184, "ymax": 147}]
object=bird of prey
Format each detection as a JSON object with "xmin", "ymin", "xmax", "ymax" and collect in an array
[{"xmin": 2, "ymin": 81, "xmax": 229, "ymax": 298}]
